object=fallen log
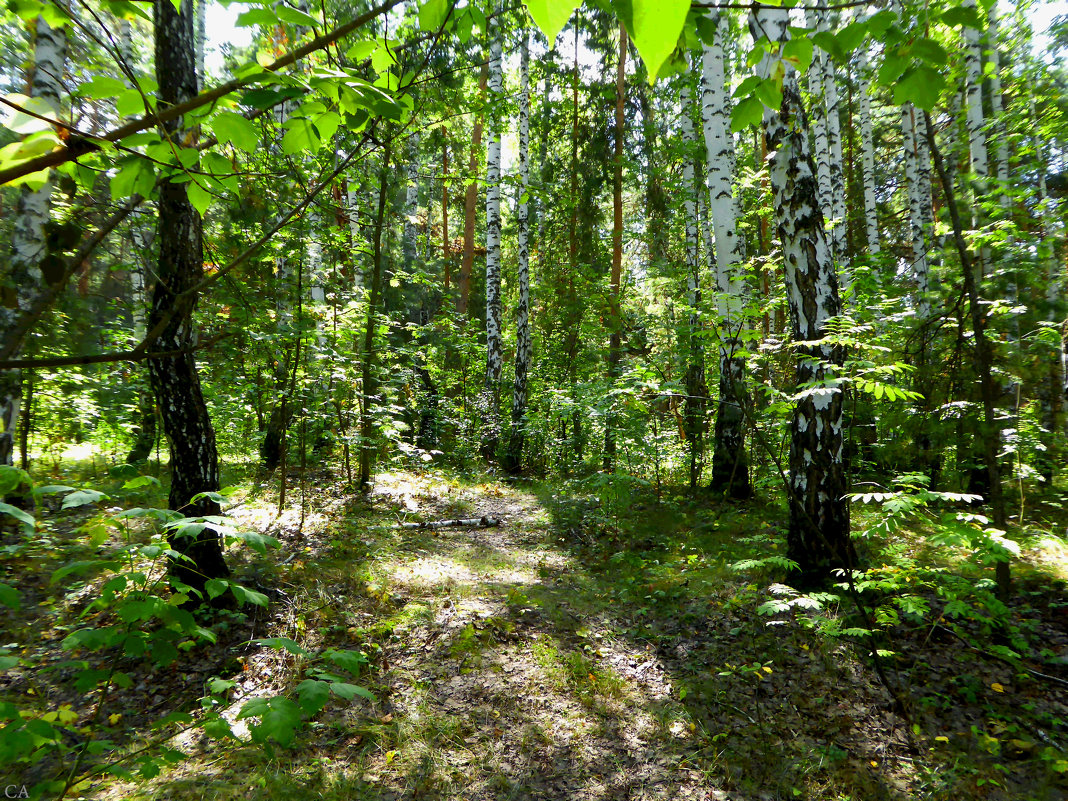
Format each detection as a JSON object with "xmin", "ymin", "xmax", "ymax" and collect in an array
[{"xmin": 400, "ymin": 516, "xmax": 501, "ymax": 530}]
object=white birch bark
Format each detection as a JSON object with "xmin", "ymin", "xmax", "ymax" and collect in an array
[
  {"xmin": 347, "ymin": 182, "xmax": 363, "ymax": 288},
  {"xmin": 507, "ymin": 32, "xmax": 532, "ymax": 472},
  {"xmin": 700, "ymin": 8, "xmax": 750, "ymax": 496},
  {"xmin": 817, "ymin": 11, "xmax": 847, "ymax": 275},
  {"xmin": 0, "ymin": 14, "xmax": 67, "ymax": 466},
  {"xmin": 804, "ymin": 6, "xmax": 833, "ymax": 232},
  {"xmin": 196, "ymin": 0, "xmax": 207, "ymax": 88},
  {"xmin": 481, "ymin": 18, "xmax": 504, "ymax": 456},
  {"xmin": 854, "ymin": 8, "xmax": 879, "ymax": 254},
  {"xmin": 902, "ymin": 104, "xmax": 931, "ymax": 319},
  {"xmin": 963, "ymin": 0, "xmax": 988, "ymax": 181}
]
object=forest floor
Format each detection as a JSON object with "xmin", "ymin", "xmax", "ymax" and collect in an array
[{"xmin": 6, "ymin": 461, "xmax": 1068, "ymax": 800}]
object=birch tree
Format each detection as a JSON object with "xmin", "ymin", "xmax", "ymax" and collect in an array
[
  {"xmin": 504, "ymin": 32, "xmax": 532, "ymax": 475},
  {"xmin": 854, "ymin": 9, "xmax": 879, "ymax": 254},
  {"xmin": 481, "ymin": 20, "xmax": 504, "ymax": 458},
  {"xmin": 749, "ymin": 3, "xmax": 853, "ymax": 582},
  {"xmin": 679, "ymin": 78, "xmax": 704, "ymax": 487},
  {"xmin": 0, "ymin": 11, "xmax": 67, "ymax": 468},
  {"xmin": 700, "ymin": 8, "xmax": 751, "ymax": 498}
]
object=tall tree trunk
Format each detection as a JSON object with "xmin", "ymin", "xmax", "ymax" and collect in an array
[
  {"xmin": 0, "ymin": 12, "xmax": 67, "ymax": 469},
  {"xmin": 150, "ymin": 0, "xmax": 228, "ymax": 593},
  {"xmin": 442, "ymin": 135, "xmax": 451, "ymax": 288},
  {"xmin": 457, "ymin": 62, "xmax": 488, "ymax": 316},
  {"xmin": 986, "ymin": 2, "xmax": 1009, "ymax": 212},
  {"xmin": 854, "ymin": 8, "xmax": 879, "ymax": 254},
  {"xmin": 126, "ymin": 223, "xmax": 157, "ymax": 464},
  {"xmin": 604, "ymin": 25, "xmax": 628, "ymax": 472},
  {"xmin": 504, "ymin": 32, "xmax": 531, "ymax": 475},
  {"xmin": 403, "ymin": 132, "xmax": 421, "ymax": 270},
  {"xmin": 481, "ymin": 21, "xmax": 504, "ymax": 460},
  {"xmin": 679, "ymin": 80, "xmax": 704, "ymax": 487},
  {"xmin": 804, "ymin": 7, "xmax": 833, "ymax": 240},
  {"xmin": 902, "ymin": 104, "xmax": 931, "ymax": 318},
  {"xmin": 701, "ymin": 8, "xmax": 751, "ymax": 498},
  {"xmin": 751, "ymin": 5, "xmax": 853, "ymax": 584},
  {"xmin": 359, "ymin": 146, "xmax": 392, "ymax": 489},
  {"xmin": 196, "ymin": 0, "xmax": 207, "ymax": 89}
]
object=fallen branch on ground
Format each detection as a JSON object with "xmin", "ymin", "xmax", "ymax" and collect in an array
[{"xmin": 399, "ymin": 516, "xmax": 501, "ymax": 529}]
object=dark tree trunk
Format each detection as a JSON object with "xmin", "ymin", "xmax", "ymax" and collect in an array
[
  {"xmin": 359, "ymin": 144, "xmax": 392, "ymax": 489},
  {"xmin": 149, "ymin": 0, "xmax": 228, "ymax": 595},
  {"xmin": 126, "ymin": 388, "xmax": 157, "ymax": 464}
]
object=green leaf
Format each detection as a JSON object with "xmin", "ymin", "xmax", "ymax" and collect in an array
[
  {"xmin": 276, "ymin": 6, "xmax": 318, "ymax": 28},
  {"xmin": 0, "ymin": 465, "xmax": 29, "ymax": 496},
  {"xmin": 314, "ymin": 110, "xmax": 341, "ymax": 143},
  {"xmin": 281, "ymin": 118, "xmax": 320, "ymax": 155},
  {"xmin": 210, "ymin": 111, "xmax": 259, "ymax": 153},
  {"xmin": 187, "ymin": 181, "xmax": 212, "ymax": 217},
  {"xmin": 892, "ymin": 65, "xmax": 945, "ymax": 111},
  {"xmin": 322, "ymin": 648, "xmax": 368, "ymax": 675},
  {"xmin": 0, "ymin": 582, "xmax": 19, "ymax": 610},
  {"xmin": 205, "ymin": 578, "xmax": 229, "ymax": 600},
  {"xmin": 524, "ymin": 0, "xmax": 580, "ymax": 44},
  {"xmin": 115, "ymin": 88, "xmax": 147, "ymax": 118},
  {"xmin": 238, "ymin": 696, "xmax": 303, "ymax": 747},
  {"xmin": 782, "ymin": 37, "xmax": 814, "ymax": 72},
  {"xmin": 225, "ymin": 529, "xmax": 279, "ymax": 554},
  {"xmin": 62, "ymin": 489, "xmax": 107, "ymax": 509},
  {"xmin": 419, "ymin": 0, "xmax": 449, "ymax": 32},
  {"xmin": 629, "ymin": 0, "xmax": 689, "ymax": 83},
  {"xmin": 296, "ymin": 679, "xmax": 331, "ymax": 714},
  {"xmin": 236, "ymin": 8, "xmax": 279, "ymax": 28},
  {"xmin": 912, "ymin": 37, "xmax": 949, "ymax": 67},
  {"xmin": 122, "ymin": 475, "xmax": 160, "ymax": 490},
  {"xmin": 330, "ymin": 682, "xmax": 376, "ymax": 702},
  {"xmin": 730, "ymin": 95, "xmax": 764, "ymax": 132},
  {"xmin": 939, "ymin": 5, "xmax": 983, "ymax": 28},
  {"xmin": 1, "ymin": 93, "xmax": 58, "ymax": 135},
  {"xmin": 254, "ymin": 637, "xmax": 309, "ymax": 656},
  {"xmin": 0, "ymin": 656, "xmax": 18, "ymax": 670},
  {"xmin": 231, "ymin": 584, "xmax": 269, "ymax": 607},
  {"xmin": 0, "ymin": 502, "xmax": 34, "ymax": 535},
  {"xmin": 78, "ymin": 75, "xmax": 127, "ymax": 99}
]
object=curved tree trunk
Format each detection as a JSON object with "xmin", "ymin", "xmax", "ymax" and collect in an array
[
  {"xmin": 150, "ymin": 0, "xmax": 228, "ymax": 594},
  {"xmin": 751, "ymin": 4, "xmax": 853, "ymax": 584}
]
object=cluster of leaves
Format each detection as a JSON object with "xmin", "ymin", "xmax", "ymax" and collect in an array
[{"xmin": 0, "ymin": 466, "xmax": 374, "ymax": 797}]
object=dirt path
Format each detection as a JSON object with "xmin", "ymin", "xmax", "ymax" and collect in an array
[{"xmin": 355, "ymin": 472, "xmax": 716, "ymax": 800}]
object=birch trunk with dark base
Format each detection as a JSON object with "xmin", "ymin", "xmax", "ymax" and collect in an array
[
  {"xmin": 150, "ymin": 0, "xmax": 228, "ymax": 595},
  {"xmin": 504, "ymin": 33, "xmax": 532, "ymax": 476},
  {"xmin": 751, "ymin": 6, "xmax": 852, "ymax": 584},
  {"xmin": 260, "ymin": 400, "xmax": 288, "ymax": 471},
  {"xmin": 701, "ymin": 9, "xmax": 751, "ymax": 498}
]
